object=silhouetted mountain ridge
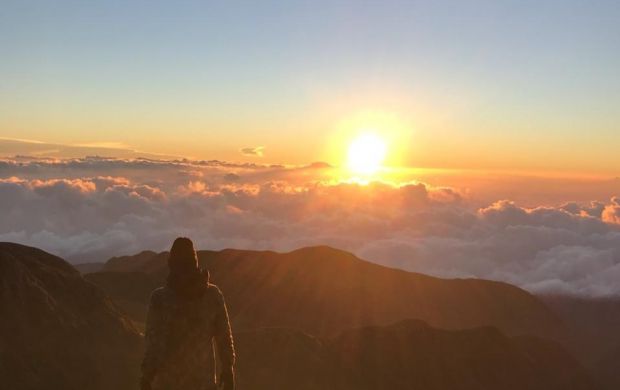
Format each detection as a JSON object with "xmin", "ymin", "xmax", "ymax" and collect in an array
[
  {"xmin": 0, "ymin": 242, "xmax": 142, "ymax": 390},
  {"xmin": 0, "ymin": 242, "xmax": 600, "ymax": 390},
  {"xmin": 88, "ymin": 245, "xmax": 563, "ymax": 339}
]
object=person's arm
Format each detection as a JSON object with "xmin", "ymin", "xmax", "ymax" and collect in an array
[
  {"xmin": 141, "ymin": 289, "xmax": 166, "ymax": 389},
  {"xmin": 213, "ymin": 287, "xmax": 235, "ymax": 390}
]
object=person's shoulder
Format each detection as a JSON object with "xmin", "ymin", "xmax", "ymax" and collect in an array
[{"xmin": 204, "ymin": 283, "xmax": 226, "ymax": 302}]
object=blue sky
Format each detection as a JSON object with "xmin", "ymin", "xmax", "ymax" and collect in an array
[{"xmin": 1, "ymin": 0, "xmax": 619, "ymax": 171}]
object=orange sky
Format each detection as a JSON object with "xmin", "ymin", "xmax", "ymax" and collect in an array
[{"xmin": 1, "ymin": 1, "xmax": 619, "ymax": 176}]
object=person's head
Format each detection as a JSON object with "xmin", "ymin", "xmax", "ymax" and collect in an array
[{"xmin": 168, "ymin": 237, "xmax": 198, "ymax": 274}]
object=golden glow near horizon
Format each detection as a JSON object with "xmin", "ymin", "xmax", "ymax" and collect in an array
[
  {"xmin": 2, "ymin": 2, "xmax": 619, "ymax": 177},
  {"xmin": 347, "ymin": 132, "xmax": 387, "ymax": 175}
]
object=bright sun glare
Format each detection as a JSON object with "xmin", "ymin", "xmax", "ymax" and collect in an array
[{"xmin": 347, "ymin": 132, "xmax": 387, "ymax": 175}]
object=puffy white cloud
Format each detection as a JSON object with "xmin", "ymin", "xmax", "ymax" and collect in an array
[
  {"xmin": 358, "ymin": 201, "xmax": 620, "ymax": 297},
  {"xmin": 602, "ymin": 196, "xmax": 620, "ymax": 224},
  {"xmin": 1, "ymin": 156, "xmax": 620, "ymax": 297}
]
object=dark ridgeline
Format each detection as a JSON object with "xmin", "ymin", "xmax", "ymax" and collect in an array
[
  {"xmin": 0, "ymin": 242, "xmax": 141, "ymax": 390},
  {"xmin": 93, "ymin": 246, "xmax": 563, "ymax": 339},
  {"xmin": 0, "ymin": 242, "xmax": 604, "ymax": 389}
]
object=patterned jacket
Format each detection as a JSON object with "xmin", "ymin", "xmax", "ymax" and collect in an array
[{"xmin": 142, "ymin": 283, "xmax": 235, "ymax": 390}]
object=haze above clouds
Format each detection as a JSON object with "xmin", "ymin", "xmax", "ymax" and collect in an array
[{"xmin": 1, "ymin": 152, "xmax": 619, "ymax": 297}]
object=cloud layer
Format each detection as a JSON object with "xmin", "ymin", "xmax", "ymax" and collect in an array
[{"xmin": 1, "ymin": 156, "xmax": 620, "ymax": 297}]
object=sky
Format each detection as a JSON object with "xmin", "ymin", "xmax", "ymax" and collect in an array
[
  {"xmin": 1, "ymin": 0, "xmax": 619, "ymax": 173},
  {"xmin": 1, "ymin": 1, "xmax": 620, "ymax": 297}
]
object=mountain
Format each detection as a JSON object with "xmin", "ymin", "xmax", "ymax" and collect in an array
[
  {"xmin": 595, "ymin": 344, "xmax": 620, "ymax": 390},
  {"xmin": 540, "ymin": 295, "xmax": 620, "ymax": 361},
  {"xmin": 0, "ymin": 242, "xmax": 598, "ymax": 390},
  {"xmin": 332, "ymin": 319, "xmax": 595, "ymax": 390},
  {"xmin": 85, "ymin": 271, "xmax": 159, "ymax": 324},
  {"xmin": 86, "ymin": 246, "xmax": 563, "ymax": 339},
  {"xmin": 235, "ymin": 327, "xmax": 336, "ymax": 390},
  {"xmin": 73, "ymin": 262, "xmax": 104, "ymax": 274},
  {"xmin": 235, "ymin": 320, "xmax": 596, "ymax": 390},
  {"xmin": 103, "ymin": 250, "xmax": 159, "ymax": 272},
  {"xmin": 540, "ymin": 294, "xmax": 620, "ymax": 390},
  {"xmin": 0, "ymin": 242, "xmax": 142, "ymax": 390}
]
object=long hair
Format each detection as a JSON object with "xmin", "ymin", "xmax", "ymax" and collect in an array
[{"xmin": 167, "ymin": 237, "xmax": 209, "ymax": 298}]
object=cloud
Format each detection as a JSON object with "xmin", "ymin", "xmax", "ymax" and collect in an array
[
  {"xmin": 0, "ymin": 138, "xmax": 179, "ymax": 160},
  {"xmin": 0, "ymin": 156, "xmax": 620, "ymax": 297},
  {"xmin": 240, "ymin": 146, "xmax": 264, "ymax": 157},
  {"xmin": 72, "ymin": 142, "xmax": 131, "ymax": 149},
  {"xmin": 602, "ymin": 196, "xmax": 620, "ymax": 224}
]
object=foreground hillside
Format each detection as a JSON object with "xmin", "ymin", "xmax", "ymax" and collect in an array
[
  {"xmin": 91, "ymin": 246, "xmax": 563, "ymax": 338},
  {"xmin": 541, "ymin": 295, "xmax": 620, "ymax": 390},
  {"xmin": 236, "ymin": 320, "xmax": 595, "ymax": 390},
  {"xmin": 0, "ymin": 243, "xmax": 142, "ymax": 390},
  {"xmin": 0, "ymin": 242, "xmax": 598, "ymax": 390}
]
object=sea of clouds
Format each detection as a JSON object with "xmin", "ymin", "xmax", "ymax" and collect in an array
[{"xmin": 1, "ymin": 156, "xmax": 620, "ymax": 297}]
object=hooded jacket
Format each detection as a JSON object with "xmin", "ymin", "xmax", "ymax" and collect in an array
[{"xmin": 141, "ymin": 269, "xmax": 235, "ymax": 390}]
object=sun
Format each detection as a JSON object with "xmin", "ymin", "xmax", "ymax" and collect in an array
[{"xmin": 347, "ymin": 132, "xmax": 387, "ymax": 175}]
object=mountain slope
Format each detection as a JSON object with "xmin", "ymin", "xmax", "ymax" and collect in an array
[
  {"xmin": 235, "ymin": 327, "xmax": 336, "ymax": 390},
  {"xmin": 595, "ymin": 344, "xmax": 620, "ymax": 390},
  {"xmin": 88, "ymin": 245, "xmax": 563, "ymax": 339},
  {"xmin": 330, "ymin": 319, "xmax": 595, "ymax": 390},
  {"xmin": 0, "ymin": 242, "xmax": 142, "ymax": 390},
  {"xmin": 541, "ymin": 295, "xmax": 620, "ymax": 390},
  {"xmin": 73, "ymin": 262, "xmax": 104, "ymax": 274},
  {"xmin": 0, "ymin": 242, "xmax": 595, "ymax": 390},
  {"xmin": 235, "ymin": 320, "xmax": 595, "ymax": 390}
]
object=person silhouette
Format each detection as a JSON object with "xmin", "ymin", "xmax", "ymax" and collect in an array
[{"xmin": 141, "ymin": 237, "xmax": 235, "ymax": 390}]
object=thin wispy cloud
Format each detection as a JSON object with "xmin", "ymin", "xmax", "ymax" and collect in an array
[
  {"xmin": 0, "ymin": 138, "xmax": 179, "ymax": 160},
  {"xmin": 240, "ymin": 146, "xmax": 265, "ymax": 157},
  {"xmin": 72, "ymin": 141, "xmax": 131, "ymax": 149}
]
